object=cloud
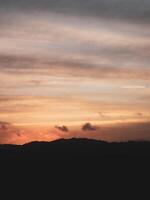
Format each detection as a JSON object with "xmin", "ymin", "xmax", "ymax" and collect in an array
[
  {"xmin": 0, "ymin": 121, "xmax": 12, "ymax": 130},
  {"xmin": 0, "ymin": 10, "xmax": 150, "ymax": 84},
  {"xmin": 99, "ymin": 112, "xmax": 105, "ymax": 119},
  {"xmin": 16, "ymin": 133, "xmax": 22, "ymax": 137},
  {"xmin": 0, "ymin": 121, "xmax": 23, "ymax": 144},
  {"xmin": 122, "ymin": 85, "xmax": 146, "ymax": 89},
  {"xmin": 98, "ymin": 112, "xmax": 112, "ymax": 121},
  {"xmin": 82, "ymin": 123, "xmax": 96, "ymax": 131},
  {"xmin": 1, "ymin": 54, "xmax": 150, "ymax": 81},
  {"xmin": 135, "ymin": 113, "xmax": 150, "ymax": 121},
  {"xmin": 1, "ymin": 0, "xmax": 150, "ymax": 25},
  {"xmin": 55, "ymin": 125, "xmax": 69, "ymax": 132},
  {"xmin": 136, "ymin": 112, "xmax": 144, "ymax": 117}
]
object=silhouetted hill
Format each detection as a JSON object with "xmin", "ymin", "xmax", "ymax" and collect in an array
[
  {"xmin": 0, "ymin": 138, "xmax": 150, "ymax": 161},
  {"xmin": 1, "ymin": 138, "xmax": 150, "ymax": 193}
]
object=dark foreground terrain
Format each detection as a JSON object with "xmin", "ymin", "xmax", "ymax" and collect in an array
[
  {"xmin": 0, "ymin": 138, "xmax": 150, "ymax": 161},
  {"xmin": 1, "ymin": 138, "xmax": 150, "ymax": 195}
]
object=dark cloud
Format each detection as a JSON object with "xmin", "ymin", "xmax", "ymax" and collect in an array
[
  {"xmin": 1, "ymin": 54, "xmax": 150, "ymax": 80},
  {"xmin": 0, "ymin": 54, "xmax": 37, "ymax": 70},
  {"xmin": 55, "ymin": 125, "xmax": 69, "ymax": 132},
  {"xmin": 82, "ymin": 123, "xmax": 96, "ymax": 131},
  {"xmin": 0, "ymin": 0, "xmax": 150, "ymax": 24}
]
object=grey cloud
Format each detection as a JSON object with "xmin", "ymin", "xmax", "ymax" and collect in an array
[
  {"xmin": 0, "ymin": 54, "xmax": 37, "ymax": 70},
  {"xmin": 1, "ymin": 54, "xmax": 150, "ymax": 80},
  {"xmin": 82, "ymin": 123, "xmax": 96, "ymax": 131},
  {"xmin": 55, "ymin": 125, "xmax": 69, "ymax": 132},
  {"xmin": 0, "ymin": 0, "xmax": 150, "ymax": 24}
]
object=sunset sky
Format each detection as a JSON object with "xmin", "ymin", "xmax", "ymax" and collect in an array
[{"xmin": 0, "ymin": 0, "xmax": 150, "ymax": 144}]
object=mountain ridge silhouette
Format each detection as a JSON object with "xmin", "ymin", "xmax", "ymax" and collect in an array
[{"xmin": 0, "ymin": 138, "xmax": 150, "ymax": 160}]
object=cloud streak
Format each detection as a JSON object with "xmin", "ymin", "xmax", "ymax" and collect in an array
[{"xmin": 1, "ymin": 54, "xmax": 150, "ymax": 81}]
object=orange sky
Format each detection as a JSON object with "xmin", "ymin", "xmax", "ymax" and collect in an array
[{"xmin": 0, "ymin": 1, "xmax": 150, "ymax": 144}]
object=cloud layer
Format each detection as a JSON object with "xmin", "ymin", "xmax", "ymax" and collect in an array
[
  {"xmin": 1, "ymin": 0, "xmax": 150, "ymax": 24},
  {"xmin": 0, "ymin": 0, "xmax": 150, "ymax": 143}
]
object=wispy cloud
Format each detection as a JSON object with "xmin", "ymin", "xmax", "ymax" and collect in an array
[{"xmin": 122, "ymin": 85, "xmax": 146, "ymax": 89}]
